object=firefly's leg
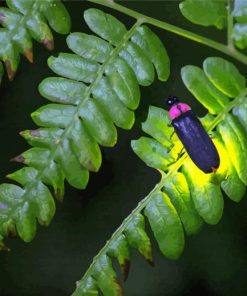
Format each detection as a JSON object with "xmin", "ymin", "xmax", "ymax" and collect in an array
[
  {"xmin": 167, "ymin": 147, "xmax": 186, "ymax": 167},
  {"xmin": 176, "ymin": 147, "xmax": 185, "ymax": 160},
  {"xmin": 166, "ymin": 130, "xmax": 176, "ymax": 153}
]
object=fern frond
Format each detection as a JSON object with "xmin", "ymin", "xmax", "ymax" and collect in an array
[
  {"xmin": 72, "ymin": 57, "xmax": 247, "ymax": 295},
  {"xmin": 0, "ymin": 0, "xmax": 71, "ymax": 80},
  {"xmin": 0, "ymin": 8, "xmax": 170, "ymax": 249}
]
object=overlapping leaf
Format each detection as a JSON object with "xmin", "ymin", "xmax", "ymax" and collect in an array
[
  {"xmin": 0, "ymin": 8, "xmax": 170, "ymax": 251},
  {"xmin": 73, "ymin": 57, "xmax": 247, "ymax": 295},
  {"xmin": 0, "ymin": 0, "xmax": 71, "ymax": 80},
  {"xmin": 179, "ymin": 0, "xmax": 247, "ymax": 50}
]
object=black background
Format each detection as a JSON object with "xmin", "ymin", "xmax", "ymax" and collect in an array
[{"xmin": 0, "ymin": 1, "xmax": 247, "ymax": 295}]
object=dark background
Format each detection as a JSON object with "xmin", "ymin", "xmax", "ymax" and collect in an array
[{"xmin": 0, "ymin": 1, "xmax": 247, "ymax": 295}]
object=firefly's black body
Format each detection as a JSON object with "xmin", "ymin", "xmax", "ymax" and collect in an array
[{"xmin": 167, "ymin": 96, "xmax": 220, "ymax": 174}]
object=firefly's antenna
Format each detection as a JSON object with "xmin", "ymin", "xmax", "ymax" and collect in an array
[{"xmin": 167, "ymin": 95, "xmax": 179, "ymax": 106}]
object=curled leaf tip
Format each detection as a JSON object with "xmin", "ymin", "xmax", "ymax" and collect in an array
[
  {"xmin": 5, "ymin": 60, "xmax": 16, "ymax": 81},
  {"xmin": 24, "ymin": 48, "xmax": 33, "ymax": 63},
  {"xmin": 112, "ymin": 277, "xmax": 123, "ymax": 296},
  {"xmin": 9, "ymin": 228, "xmax": 17, "ymax": 238},
  {"xmin": 43, "ymin": 38, "xmax": 54, "ymax": 51},
  {"xmin": 10, "ymin": 155, "xmax": 25, "ymax": 163},
  {"xmin": 54, "ymin": 189, "xmax": 63, "ymax": 202},
  {"xmin": 121, "ymin": 260, "xmax": 130, "ymax": 281}
]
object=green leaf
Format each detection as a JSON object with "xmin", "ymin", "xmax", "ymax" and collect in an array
[
  {"xmin": 20, "ymin": 128, "xmax": 64, "ymax": 148},
  {"xmin": 7, "ymin": 167, "xmax": 38, "ymax": 186},
  {"xmin": 29, "ymin": 182, "xmax": 55, "ymax": 225},
  {"xmin": 48, "ymin": 53, "xmax": 99, "ymax": 83},
  {"xmin": 131, "ymin": 25, "xmax": 170, "ymax": 81},
  {"xmin": 108, "ymin": 234, "xmax": 131, "ymax": 280},
  {"xmin": 182, "ymin": 159, "xmax": 224, "ymax": 225},
  {"xmin": 105, "ymin": 57, "xmax": 140, "ymax": 110},
  {"xmin": 84, "ymin": 8, "xmax": 127, "ymax": 46},
  {"xmin": 217, "ymin": 114, "xmax": 247, "ymax": 185},
  {"xmin": 39, "ymin": 77, "xmax": 87, "ymax": 105},
  {"xmin": 233, "ymin": 100, "xmax": 247, "ymax": 133},
  {"xmin": 79, "ymin": 100, "xmax": 117, "ymax": 147},
  {"xmin": 93, "ymin": 255, "xmax": 122, "ymax": 296},
  {"xmin": 0, "ymin": 39, "xmax": 20, "ymax": 80},
  {"xmin": 6, "ymin": 0, "xmax": 34, "ymax": 14},
  {"xmin": 12, "ymin": 27, "xmax": 32, "ymax": 57},
  {"xmin": 67, "ymin": 33, "xmax": 113, "ymax": 64},
  {"xmin": 16, "ymin": 201, "xmax": 37, "ymax": 242},
  {"xmin": 163, "ymin": 172, "xmax": 203, "ymax": 235},
  {"xmin": 41, "ymin": 1, "xmax": 71, "ymax": 34},
  {"xmin": 144, "ymin": 191, "xmax": 185, "ymax": 259},
  {"xmin": 119, "ymin": 41, "xmax": 155, "ymax": 86},
  {"xmin": 0, "ymin": 180, "xmax": 55, "ymax": 243},
  {"xmin": 179, "ymin": 0, "xmax": 227, "ymax": 29},
  {"xmin": 31, "ymin": 104, "xmax": 76, "ymax": 128},
  {"xmin": 25, "ymin": 13, "xmax": 54, "ymax": 49},
  {"xmin": 141, "ymin": 106, "xmax": 173, "ymax": 146},
  {"xmin": 181, "ymin": 65, "xmax": 229, "ymax": 114},
  {"xmin": 203, "ymin": 57, "xmax": 246, "ymax": 97},
  {"xmin": 214, "ymin": 137, "xmax": 246, "ymax": 202},
  {"xmin": 124, "ymin": 213, "xmax": 153, "ymax": 264},
  {"xmin": 93, "ymin": 78, "xmax": 135, "ymax": 130},
  {"xmin": 0, "ymin": 7, "xmax": 21, "ymax": 29},
  {"xmin": 56, "ymin": 139, "xmax": 89, "ymax": 190},
  {"xmin": 131, "ymin": 137, "xmax": 174, "ymax": 171},
  {"xmin": 69, "ymin": 118, "xmax": 102, "ymax": 172}
]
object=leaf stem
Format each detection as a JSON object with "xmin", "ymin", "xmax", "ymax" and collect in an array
[
  {"xmin": 87, "ymin": 0, "xmax": 247, "ymax": 66},
  {"xmin": 73, "ymin": 88, "xmax": 247, "ymax": 294}
]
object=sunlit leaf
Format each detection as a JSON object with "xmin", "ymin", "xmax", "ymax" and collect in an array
[
  {"xmin": 203, "ymin": 57, "xmax": 246, "ymax": 97},
  {"xmin": 163, "ymin": 172, "xmax": 203, "ymax": 235},
  {"xmin": 144, "ymin": 191, "xmax": 185, "ymax": 259},
  {"xmin": 181, "ymin": 65, "xmax": 229, "ymax": 114}
]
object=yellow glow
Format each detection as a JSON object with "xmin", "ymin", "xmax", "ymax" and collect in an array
[
  {"xmin": 183, "ymin": 157, "xmax": 211, "ymax": 186},
  {"xmin": 213, "ymin": 138, "xmax": 229, "ymax": 181}
]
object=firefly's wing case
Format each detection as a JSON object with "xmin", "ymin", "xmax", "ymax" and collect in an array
[{"xmin": 172, "ymin": 110, "xmax": 220, "ymax": 173}]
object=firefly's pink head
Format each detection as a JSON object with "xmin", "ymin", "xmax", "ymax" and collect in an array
[{"xmin": 167, "ymin": 96, "xmax": 191, "ymax": 120}]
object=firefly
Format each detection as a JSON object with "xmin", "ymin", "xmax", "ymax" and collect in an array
[{"xmin": 167, "ymin": 96, "xmax": 220, "ymax": 173}]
